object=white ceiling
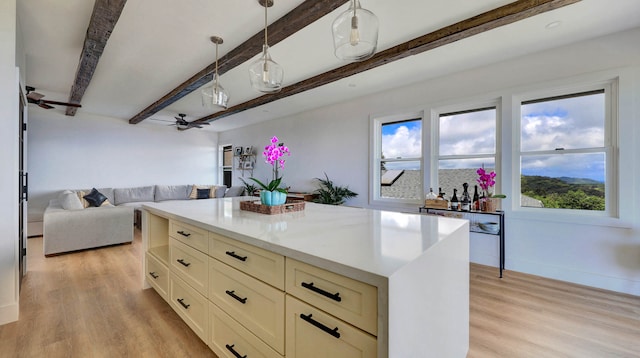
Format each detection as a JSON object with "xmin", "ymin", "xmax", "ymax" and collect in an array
[{"xmin": 17, "ymin": 0, "xmax": 640, "ymax": 132}]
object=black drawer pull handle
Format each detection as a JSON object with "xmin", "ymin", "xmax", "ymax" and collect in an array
[
  {"xmin": 177, "ymin": 230, "xmax": 191, "ymax": 237},
  {"xmin": 225, "ymin": 344, "xmax": 247, "ymax": 358},
  {"xmin": 301, "ymin": 281, "xmax": 342, "ymax": 302},
  {"xmin": 225, "ymin": 251, "xmax": 247, "ymax": 262},
  {"xmin": 176, "ymin": 258, "xmax": 191, "ymax": 267},
  {"xmin": 225, "ymin": 290, "xmax": 247, "ymax": 304},
  {"xmin": 177, "ymin": 298, "xmax": 190, "ymax": 309},
  {"xmin": 149, "ymin": 271, "xmax": 159, "ymax": 279},
  {"xmin": 300, "ymin": 313, "xmax": 341, "ymax": 339},
  {"xmin": 176, "ymin": 259, "xmax": 191, "ymax": 267}
]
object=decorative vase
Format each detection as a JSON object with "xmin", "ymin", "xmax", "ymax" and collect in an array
[
  {"xmin": 260, "ymin": 190, "xmax": 287, "ymax": 206},
  {"xmin": 482, "ymin": 197, "xmax": 499, "ymax": 212}
]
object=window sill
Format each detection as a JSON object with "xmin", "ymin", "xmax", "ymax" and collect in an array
[{"xmin": 509, "ymin": 208, "xmax": 632, "ymax": 229}]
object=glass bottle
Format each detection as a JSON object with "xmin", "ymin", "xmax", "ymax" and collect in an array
[
  {"xmin": 425, "ymin": 187, "xmax": 437, "ymax": 200},
  {"xmin": 450, "ymin": 189, "xmax": 459, "ymax": 211},
  {"xmin": 473, "ymin": 185, "xmax": 480, "ymax": 211},
  {"xmin": 461, "ymin": 183, "xmax": 471, "ymax": 211}
]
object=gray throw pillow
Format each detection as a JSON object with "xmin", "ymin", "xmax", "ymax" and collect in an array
[
  {"xmin": 224, "ymin": 186, "xmax": 245, "ymax": 197},
  {"xmin": 59, "ymin": 190, "xmax": 84, "ymax": 210}
]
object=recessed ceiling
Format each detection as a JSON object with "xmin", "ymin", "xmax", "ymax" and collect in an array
[{"xmin": 17, "ymin": 0, "xmax": 640, "ymax": 132}]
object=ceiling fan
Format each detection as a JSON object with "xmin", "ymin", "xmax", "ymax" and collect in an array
[
  {"xmin": 172, "ymin": 113, "xmax": 210, "ymax": 130},
  {"xmin": 25, "ymin": 86, "xmax": 82, "ymax": 110}
]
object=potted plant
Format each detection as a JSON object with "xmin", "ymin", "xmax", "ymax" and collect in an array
[
  {"xmin": 476, "ymin": 166, "xmax": 506, "ymax": 212},
  {"xmin": 250, "ymin": 136, "xmax": 291, "ymax": 206},
  {"xmin": 313, "ymin": 173, "xmax": 358, "ymax": 205}
]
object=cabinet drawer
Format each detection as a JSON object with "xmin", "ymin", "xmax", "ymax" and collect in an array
[
  {"xmin": 285, "ymin": 258, "xmax": 378, "ymax": 335},
  {"xmin": 169, "ymin": 273, "xmax": 208, "ymax": 343},
  {"xmin": 209, "ymin": 258, "xmax": 285, "ymax": 354},
  {"xmin": 145, "ymin": 252, "xmax": 168, "ymax": 302},
  {"xmin": 209, "ymin": 302, "xmax": 283, "ymax": 358},
  {"xmin": 170, "ymin": 238, "xmax": 208, "ymax": 296},
  {"xmin": 209, "ymin": 232, "xmax": 284, "ymax": 290},
  {"xmin": 170, "ymin": 220, "xmax": 208, "ymax": 253},
  {"xmin": 285, "ymin": 296, "xmax": 377, "ymax": 358}
]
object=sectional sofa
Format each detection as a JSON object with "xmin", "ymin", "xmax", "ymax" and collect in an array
[{"xmin": 43, "ymin": 184, "xmax": 245, "ymax": 256}]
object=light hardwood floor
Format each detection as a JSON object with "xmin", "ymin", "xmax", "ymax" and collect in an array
[{"xmin": 1, "ymin": 231, "xmax": 638, "ymax": 358}]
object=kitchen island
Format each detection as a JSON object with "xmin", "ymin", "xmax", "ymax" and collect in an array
[{"xmin": 141, "ymin": 197, "xmax": 469, "ymax": 358}]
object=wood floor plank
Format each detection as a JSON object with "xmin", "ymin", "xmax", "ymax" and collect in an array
[{"xmin": 0, "ymin": 233, "xmax": 638, "ymax": 357}]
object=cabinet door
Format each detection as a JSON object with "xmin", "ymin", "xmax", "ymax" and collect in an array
[
  {"xmin": 286, "ymin": 258, "xmax": 378, "ymax": 335},
  {"xmin": 209, "ymin": 232, "xmax": 284, "ymax": 290},
  {"xmin": 170, "ymin": 220, "xmax": 208, "ymax": 253},
  {"xmin": 209, "ymin": 258, "xmax": 285, "ymax": 354},
  {"xmin": 286, "ymin": 296, "xmax": 376, "ymax": 358},
  {"xmin": 145, "ymin": 252, "xmax": 169, "ymax": 302},
  {"xmin": 209, "ymin": 302, "xmax": 283, "ymax": 358},
  {"xmin": 170, "ymin": 238, "xmax": 208, "ymax": 296},
  {"xmin": 169, "ymin": 273, "xmax": 208, "ymax": 343}
]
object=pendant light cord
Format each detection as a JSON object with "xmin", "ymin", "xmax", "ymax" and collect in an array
[
  {"xmin": 264, "ymin": 3, "xmax": 268, "ymax": 49},
  {"xmin": 214, "ymin": 42, "xmax": 219, "ymax": 88}
]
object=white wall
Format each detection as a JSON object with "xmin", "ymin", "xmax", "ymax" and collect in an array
[
  {"xmin": 0, "ymin": 0, "xmax": 19, "ymax": 325},
  {"xmin": 220, "ymin": 28, "xmax": 640, "ymax": 296},
  {"xmin": 27, "ymin": 110, "xmax": 219, "ymax": 228}
]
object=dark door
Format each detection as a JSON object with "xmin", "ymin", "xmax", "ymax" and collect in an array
[{"xmin": 18, "ymin": 88, "xmax": 27, "ymax": 290}]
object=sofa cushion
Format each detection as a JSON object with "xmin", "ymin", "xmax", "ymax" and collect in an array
[
  {"xmin": 59, "ymin": 190, "xmax": 84, "ymax": 210},
  {"xmin": 213, "ymin": 186, "xmax": 227, "ymax": 198},
  {"xmin": 83, "ymin": 188, "xmax": 109, "ymax": 207},
  {"xmin": 224, "ymin": 186, "xmax": 245, "ymax": 197},
  {"xmin": 155, "ymin": 184, "xmax": 191, "ymax": 201},
  {"xmin": 114, "ymin": 186, "xmax": 155, "ymax": 205}
]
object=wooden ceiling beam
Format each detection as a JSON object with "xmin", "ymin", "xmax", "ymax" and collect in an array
[
  {"xmin": 128, "ymin": 0, "xmax": 349, "ymax": 124},
  {"xmin": 66, "ymin": 0, "xmax": 127, "ymax": 116},
  {"xmin": 191, "ymin": 0, "xmax": 581, "ymax": 125}
]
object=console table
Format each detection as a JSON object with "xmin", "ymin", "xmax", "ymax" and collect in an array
[{"xmin": 419, "ymin": 207, "xmax": 505, "ymax": 278}]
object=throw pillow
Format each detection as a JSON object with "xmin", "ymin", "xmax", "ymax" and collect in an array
[
  {"xmin": 196, "ymin": 188, "xmax": 210, "ymax": 199},
  {"xmin": 76, "ymin": 190, "xmax": 90, "ymax": 208},
  {"xmin": 83, "ymin": 188, "xmax": 108, "ymax": 207},
  {"xmin": 60, "ymin": 190, "xmax": 84, "ymax": 210},
  {"xmin": 224, "ymin": 186, "xmax": 245, "ymax": 197},
  {"xmin": 213, "ymin": 186, "xmax": 227, "ymax": 198},
  {"xmin": 189, "ymin": 185, "xmax": 212, "ymax": 199}
]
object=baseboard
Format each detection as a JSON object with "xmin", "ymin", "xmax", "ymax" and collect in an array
[
  {"xmin": 27, "ymin": 221, "xmax": 43, "ymax": 237},
  {"xmin": 509, "ymin": 259, "xmax": 640, "ymax": 297},
  {"xmin": 0, "ymin": 302, "xmax": 18, "ymax": 326}
]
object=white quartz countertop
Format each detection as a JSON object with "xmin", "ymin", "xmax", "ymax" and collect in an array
[{"xmin": 142, "ymin": 197, "xmax": 468, "ymax": 285}]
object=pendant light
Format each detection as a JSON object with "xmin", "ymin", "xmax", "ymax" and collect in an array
[
  {"xmin": 332, "ymin": 0, "xmax": 379, "ymax": 61},
  {"xmin": 201, "ymin": 36, "xmax": 229, "ymax": 109},
  {"xmin": 249, "ymin": 0, "xmax": 284, "ymax": 93}
]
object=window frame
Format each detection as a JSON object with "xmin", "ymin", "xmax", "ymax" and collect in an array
[
  {"xmin": 430, "ymin": 100, "xmax": 501, "ymax": 198},
  {"xmin": 514, "ymin": 80, "xmax": 618, "ymax": 217},
  {"xmin": 370, "ymin": 111, "xmax": 424, "ymax": 207}
]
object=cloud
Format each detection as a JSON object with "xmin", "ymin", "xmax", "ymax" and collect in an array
[{"xmin": 382, "ymin": 122, "xmax": 421, "ymax": 159}]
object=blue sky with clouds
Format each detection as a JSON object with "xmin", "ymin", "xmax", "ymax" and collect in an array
[{"xmin": 381, "ymin": 92, "xmax": 606, "ymax": 182}]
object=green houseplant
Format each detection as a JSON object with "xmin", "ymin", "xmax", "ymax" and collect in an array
[{"xmin": 313, "ymin": 173, "xmax": 358, "ymax": 205}]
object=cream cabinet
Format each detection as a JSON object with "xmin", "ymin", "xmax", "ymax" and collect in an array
[
  {"xmin": 286, "ymin": 296, "xmax": 377, "ymax": 358},
  {"xmin": 144, "ymin": 212, "xmax": 380, "ymax": 357},
  {"xmin": 142, "ymin": 199, "xmax": 470, "ymax": 358}
]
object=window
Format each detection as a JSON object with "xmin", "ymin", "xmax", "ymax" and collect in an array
[
  {"xmin": 437, "ymin": 106, "xmax": 498, "ymax": 200},
  {"xmin": 518, "ymin": 85, "xmax": 615, "ymax": 212},
  {"xmin": 372, "ymin": 114, "xmax": 422, "ymax": 203}
]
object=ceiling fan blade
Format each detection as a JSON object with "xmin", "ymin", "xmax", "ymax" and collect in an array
[
  {"xmin": 27, "ymin": 92, "xmax": 44, "ymax": 101},
  {"xmin": 41, "ymin": 99, "xmax": 82, "ymax": 108},
  {"xmin": 38, "ymin": 102, "xmax": 54, "ymax": 109}
]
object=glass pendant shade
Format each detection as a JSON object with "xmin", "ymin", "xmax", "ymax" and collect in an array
[
  {"xmin": 201, "ymin": 36, "xmax": 229, "ymax": 109},
  {"xmin": 201, "ymin": 73, "xmax": 229, "ymax": 109},
  {"xmin": 249, "ymin": 44, "xmax": 284, "ymax": 93},
  {"xmin": 332, "ymin": 0, "xmax": 378, "ymax": 61}
]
